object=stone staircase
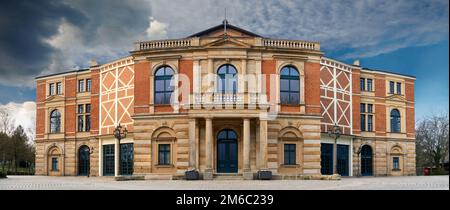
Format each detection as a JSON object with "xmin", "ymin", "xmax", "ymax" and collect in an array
[{"xmin": 213, "ymin": 173, "xmax": 244, "ymax": 180}]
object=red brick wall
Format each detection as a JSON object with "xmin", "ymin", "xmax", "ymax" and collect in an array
[
  {"xmin": 179, "ymin": 60, "xmax": 193, "ymax": 107},
  {"xmin": 134, "ymin": 61, "xmax": 150, "ymax": 114},
  {"xmin": 36, "ymin": 81, "xmax": 46, "ymax": 102},
  {"xmin": 375, "ymin": 76, "xmax": 386, "ymax": 97},
  {"xmin": 65, "ymin": 103, "xmax": 76, "ymax": 136},
  {"xmin": 154, "ymin": 105, "xmax": 174, "ymax": 112},
  {"xmin": 65, "ymin": 76, "xmax": 76, "ymax": 98},
  {"xmin": 304, "ymin": 62, "xmax": 321, "ymax": 115},
  {"xmin": 352, "ymin": 68, "xmax": 361, "ymax": 134},
  {"xmin": 406, "ymin": 78, "xmax": 415, "ymax": 137},
  {"xmin": 36, "ymin": 80, "xmax": 46, "ymax": 138},
  {"xmin": 64, "ymin": 76, "xmax": 76, "ymax": 135},
  {"xmin": 375, "ymin": 103, "xmax": 386, "ymax": 136},
  {"xmin": 405, "ymin": 79, "xmax": 414, "ymax": 102},
  {"xmin": 90, "ymin": 69, "xmax": 100, "ymax": 135},
  {"xmin": 261, "ymin": 60, "xmax": 276, "ymax": 102},
  {"xmin": 406, "ymin": 107, "xmax": 415, "ymax": 137}
]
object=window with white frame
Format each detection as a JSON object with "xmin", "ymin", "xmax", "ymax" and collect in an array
[{"xmin": 360, "ymin": 103, "xmax": 374, "ymax": 132}]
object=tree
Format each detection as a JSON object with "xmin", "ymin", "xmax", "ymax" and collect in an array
[
  {"xmin": 11, "ymin": 125, "xmax": 30, "ymax": 173},
  {"xmin": 0, "ymin": 107, "xmax": 15, "ymax": 135},
  {"xmin": 416, "ymin": 112, "xmax": 449, "ymax": 170}
]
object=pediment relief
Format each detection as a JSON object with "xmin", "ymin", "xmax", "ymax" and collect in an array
[
  {"xmin": 45, "ymin": 95, "xmax": 64, "ymax": 102},
  {"xmin": 204, "ymin": 37, "xmax": 252, "ymax": 49},
  {"xmin": 387, "ymin": 94, "xmax": 406, "ymax": 102}
]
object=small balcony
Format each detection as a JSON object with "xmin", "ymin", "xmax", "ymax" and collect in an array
[{"xmin": 190, "ymin": 93, "xmax": 267, "ymax": 107}]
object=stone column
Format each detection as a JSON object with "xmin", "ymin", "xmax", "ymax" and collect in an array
[
  {"xmin": 189, "ymin": 118, "xmax": 197, "ymax": 169},
  {"xmin": 259, "ymin": 119, "xmax": 268, "ymax": 170},
  {"xmin": 243, "ymin": 118, "xmax": 252, "ymax": 179},
  {"xmin": 204, "ymin": 117, "xmax": 213, "ymax": 180},
  {"xmin": 114, "ymin": 138, "xmax": 120, "ymax": 177}
]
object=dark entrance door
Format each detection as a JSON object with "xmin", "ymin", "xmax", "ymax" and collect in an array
[
  {"xmin": 103, "ymin": 144, "xmax": 115, "ymax": 176},
  {"xmin": 337, "ymin": 145, "xmax": 349, "ymax": 176},
  {"xmin": 217, "ymin": 129, "xmax": 238, "ymax": 173},
  {"xmin": 78, "ymin": 146, "xmax": 90, "ymax": 175},
  {"xmin": 361, "ymin": 145, "xmax": 373, "ymax": 176},
  {"xmin": 120, "ymin": 143, "xmax": 134, "ymax": 175},
  {"xmin": 321, "ymin": 143, "xmax": 333, "ymax": 175},
  {"xmin": 321, "ymin": 143, "xmax": 350, "ymax": 176}
]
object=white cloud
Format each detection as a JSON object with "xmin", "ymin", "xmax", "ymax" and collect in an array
[
  {"xmin": 146, "ymin": 0, "xmax": 449, "ymax": 59},
  {"xmin": 0, "ymin": 101, "xmax": 36, "ymax": 140},
  {"xmin": 146, "ymin": 17, "xmax": 168, "ymax": 40}
]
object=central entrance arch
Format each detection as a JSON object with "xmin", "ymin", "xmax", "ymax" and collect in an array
[{"xmin": 217, "ymin": 129, "xmax": 238, "ymax": 173}]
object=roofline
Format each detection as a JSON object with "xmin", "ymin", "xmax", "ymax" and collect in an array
[
  {"xmin": 361, "ymin": 67, "xmax": 416, "ymax": 79},
  {"xmin": 187, "ymin": 23, "xmax": 263, "ymax": 38},
  {"xmin": 35, "ymin": 68, "xmax": 90, "ymax": 80}
]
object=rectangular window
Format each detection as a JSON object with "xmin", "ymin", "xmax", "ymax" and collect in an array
[
  {"xmin": 367, "ymin": 115, "xmax": 373, "ymax": 132},
  {"xmin": 85, "ymin": 115, "xmax": 90, "ymax": 132},
  {"xmin": 86, "ymin": 79, "xmax": 91, "ymax": 92},
  {"xmin": 367, "ymin": 79, "xmax": 373, "ymax": 91},
  {"xmin": 360, "ymin": 114, "xmax": 366, "ymax": 131},
  {"xmin": 284, "ymin": 144, "xmax": 296, "ymax": 165},
  {"xmin": 158, "ymin": 144, "xmax": 171, "ymax": 165},
  {"xmin": 389, "ymin": 81, "xmax": 395, "ymax": 94},
  {"xmin": 78, "ymin": 115, "xmax": 84, "ymax": 132},
  {"xmin": 51, "ymin": 157, "xmax": 58, "ymax": 171},
  {"xmin": 49, "ymin": 83, "xmax": 55, "ymax": 95},
  {"xmin": 360, "ymin": 103, "xmax": 366, "ymax": 113},
  {"xmin": 396, "ymin": 82, "xmax": 401, "ymax": 94},
  {"xmin": 56, "ymin": 82, "xmax": 62, "ymax": 95},
  {"xmin": 367, "ymin": 104, "xmax": 373, "ymax": 113},
  {"xmin": 85, "ymin": 104, "xmax": 91, "ymax": 113},
  {"xmin": 393, "ymin": 157, "xmax": 399, "ymax": 170},
  {"xmin": 78, "ymin": 104, "xmax": 84, "ymax": 114},
  {"xmin": 78, "ymin": 80, "xmax": 84, "ymax": 92},
  {"xmin": 103, "ymin": 144, "xmax": 115, "ymax": 176},
  {"xmin": 360, "ymin": 78, "xmax": 365, "ymax": 91}
]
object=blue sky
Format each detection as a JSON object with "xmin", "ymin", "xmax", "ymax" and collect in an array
[{"xmin": 0, "ymin": 0, "xmax": 448, "ymax": 131}]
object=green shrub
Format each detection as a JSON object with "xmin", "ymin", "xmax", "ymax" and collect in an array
[
  {"xmin": 0, "ymin": 171, "xmax": 6, "ymax": 178},
  {"xmin": 430, "ymin": 168, "xmax": 449, "ymax": 175}
]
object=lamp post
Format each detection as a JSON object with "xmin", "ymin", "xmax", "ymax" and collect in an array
[
  {"xmin": 114, "ymin": 124, "xmax": 128, "ymax": 177},
  {"xmin": 328, "ymin": 124, "xmax": 341, "ymax": 175}
]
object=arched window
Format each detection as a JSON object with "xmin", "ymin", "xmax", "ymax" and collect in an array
[
  {"xmin": 390, "ymin": 109, "xmax": 401, "ymax": 133},
  {"xmin": 50, "ymin": 110, "xmax": 61, "ymax": 133},
  {"xmin": 154, "ymin": 66, "xmax": 174, "ymax": 104},
  {"xmin": 280, "ymin": 66, "xmax": 300, "ymax": 104},
  {"xmin": 217, "ymin": 64, "xmax": 237, "ymax": 94}
]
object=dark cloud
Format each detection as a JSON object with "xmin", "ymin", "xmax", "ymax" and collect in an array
[
  {"xmin": 0, "ymin": 0, "xmax": 152, "ymax": 87},
  {"xmin": 0, "ymin": 0, "xmax": 86, "ymax": 86}
]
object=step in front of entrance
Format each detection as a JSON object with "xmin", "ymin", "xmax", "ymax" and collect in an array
[{"xmin": 213, "ymin": 173, "xmax": 244, "ymax": 180}]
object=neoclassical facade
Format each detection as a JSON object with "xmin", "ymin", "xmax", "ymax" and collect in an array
[{"xmin": 35, "ymin": 22, "xmax": 416, "ymax": 179}]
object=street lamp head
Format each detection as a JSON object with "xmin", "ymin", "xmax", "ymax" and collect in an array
[
  {"xmin": 328, "ymin": 124, "xmax": 341, "ymax": 138},
  {"xmin": 114, "ymin": 123, "xmax": 127, "ymax": 140}
]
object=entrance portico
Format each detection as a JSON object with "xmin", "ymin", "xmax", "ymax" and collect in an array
[{"xmin": 188, "ymin": 115, "xmax": 268, "ymax": 180}]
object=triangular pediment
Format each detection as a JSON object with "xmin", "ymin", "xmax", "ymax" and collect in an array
[
  {"xmin": 188, "ymin": 22, "xmax": 262, "ymax": 38},
  {"xmin": 45, "ymin": 95, "xmax": 64, "ymax": 102},
  {"xmin": 387, "ymin": 94, "xmax": 406, "ymax": 102},
  {"xmin": 204, "ymin": 37, "xmax": 252, "ymax": 48}
]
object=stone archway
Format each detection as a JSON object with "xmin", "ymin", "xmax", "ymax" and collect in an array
[{"xmin": 47, "ymin": 146, "xmax": 63, "ymax": 176}]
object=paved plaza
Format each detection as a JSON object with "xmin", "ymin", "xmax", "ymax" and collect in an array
[{"xmin": 0, "ymin": 175, "xmax": 448, "ymax": 190}]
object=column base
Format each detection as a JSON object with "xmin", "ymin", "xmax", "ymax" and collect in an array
[
  {"xmin": 243, "ymin": 169, "xmax": 254, "ymax": 180},
  {"xmin": 203, "ymin": 169, "xmax": 213, "ymax": 180}
]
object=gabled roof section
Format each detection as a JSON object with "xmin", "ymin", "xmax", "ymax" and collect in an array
[{"xmin": 187, "ymin": 21, "xmax": 263, "ymax": 38}]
